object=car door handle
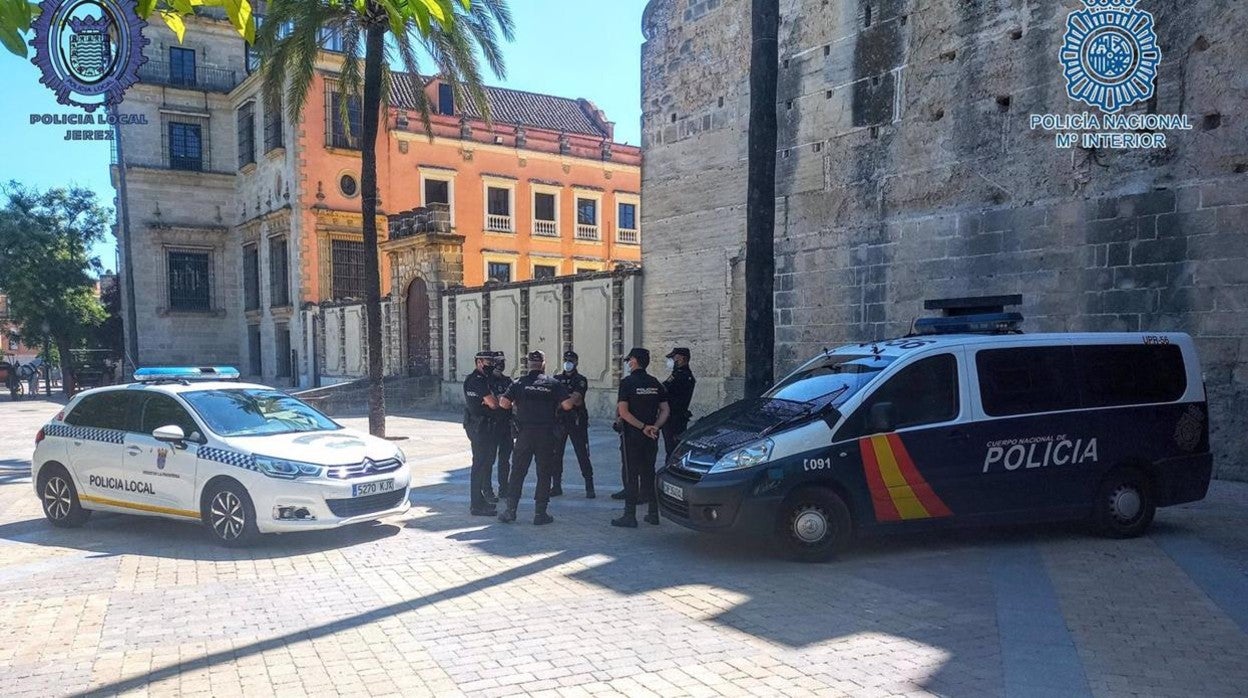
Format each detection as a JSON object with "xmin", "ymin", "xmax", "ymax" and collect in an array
[
  {"xmin": 73, "ymin": 441, "xmax": 83, "ymax": 447},
  {"xmin": 947, "ymin": 430, "xmax": 970, "ymax": 442},
  {"xmin": 126, "ymin": 446, "xmax": 143, "ymax": 455}
]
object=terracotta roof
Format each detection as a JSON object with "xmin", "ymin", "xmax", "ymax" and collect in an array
[{"xmin": 389, "ymin": 73, "xmax": 609, "ymax": 138}]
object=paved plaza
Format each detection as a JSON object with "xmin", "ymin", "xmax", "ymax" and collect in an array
[{"xmin": 1, "ymin": 396, "xmax": 1247, "ymax": 697}]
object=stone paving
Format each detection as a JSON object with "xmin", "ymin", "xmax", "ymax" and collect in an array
[{"xmin": 1, "ymin": 395, "xmax": 1247, "ymax": 697}]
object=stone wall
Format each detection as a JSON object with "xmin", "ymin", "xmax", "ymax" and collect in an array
[{"xmin": 640, "ymin": 0, "xmax": 1248, "ymax": 479}]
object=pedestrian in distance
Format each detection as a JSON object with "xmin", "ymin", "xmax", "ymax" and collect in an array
[
  {"xmin": 662, "ymin": 347, "xmax": 697, "ymax": 463},
  {"xmin": 487, "ymin": 351, "xmax": 514, "ymax": 503},
  {"xmin": 463, "ymin": 351, "xmax": 502, "ymax": 517},
  {"xmin": 497, "ymin": 350, "xmax": 579, "ymax": 525},
  {"xmin": 553, "ymin": 350, "xmax": 595, "ymax": 499},
  {"xmin": 613, "ymin": 347, "xmax": 670, "ymax": 528}
]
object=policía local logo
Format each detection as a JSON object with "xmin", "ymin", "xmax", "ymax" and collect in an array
[
  {"xmin": 1061, "ymin": 0, "xmax": 1161, "ymax": 114},
  {"xmin": 31, "ymin": 0, "xmax": 148, "ymax": 112}
]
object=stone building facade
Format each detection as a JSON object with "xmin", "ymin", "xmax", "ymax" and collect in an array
[{"xmin": 640, "ymin": 0, "xmax": 1248, "ymax": 478}]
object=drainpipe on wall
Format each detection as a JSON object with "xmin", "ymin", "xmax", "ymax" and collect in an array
[{"xmin": 110, "ymin": 104, "xmax": 140, "ymax": 373}]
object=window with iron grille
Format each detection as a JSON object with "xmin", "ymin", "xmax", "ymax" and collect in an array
[
  {"xmin": 487, "ymin": 262, "xmax": 512, "ymax": 283},
  {"xmin": 237, "ymin": 102, "xmax": 255, "ymax": 168},
  {"xmin": 577, "ymin": 197, "xmax": 597, "ymax": 225},
  {"xmin": 264, "ymin": 91, "xmax": 283, "ymax": 151},
  {"xmin": 269, "ymin": 237, "xmax": 289, "ymax": 307},
  {"xmin": 168, "ymin": 251, "xmax": 211, "ymax": 311},
  {"xmin": 534, "ymin": 264, "xmax": 557, "ymax": 280},
  {"xmin": 243, "ymin": 244, "xmax": 259, "ymax": 311},
  {"xmin": 618, "ymin": 202, "xmax": 637, "ymax": 230},
  {"xmin": 487, "ymin": 187, "xmax": 510, "ymax": 216},
  {"xmin": 168, "ymin": 121, "xmax": 203, "ymax": 171},
  {"xmin": 275, "ymin": 325, "xmax": 292, "ymax": 377},
  {"xmin": 319, "ymin": 27, "xmax": 345, "ymax": 52},
  {"xmin": 248, "ymin": 324, "xmax": 262, "ymax": 375},
  {"xmin": 169, "ymin": 47, "xmax": 196, "ymax": 86},
  {"xmin": 331, "ymin": 239, "xmax": 366, "ymax": 300},
  {"xmin": 326, "ymin": 82, "xmax": 362, "ymax": 149}
]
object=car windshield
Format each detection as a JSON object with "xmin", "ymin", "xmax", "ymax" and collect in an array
[
  {"xmin": 764, "ymin": 353, "xmax": 895, "ymax": 406},
  {"xmin": 181, "ymin": 389, "xmax": 340, "ymax": 437}
]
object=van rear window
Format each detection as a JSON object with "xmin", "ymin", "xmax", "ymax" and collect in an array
[{"xmin": 976, "ymin": 343, "xmax": 1187, "ymax": 417}]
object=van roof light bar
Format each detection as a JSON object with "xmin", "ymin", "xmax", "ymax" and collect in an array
[
  {"xmin": 913, "ymin": 312, "xmax": 1024, "ymax": 336},
  {"xmin": 923, "ymin": 294, "xmax": 1022, "ymax": 317}
]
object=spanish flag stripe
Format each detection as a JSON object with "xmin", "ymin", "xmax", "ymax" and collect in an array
[
  {"xmin": 859, "ymin": 436, "xmax": 901, "ymax": 521},
  {"xmin": 870, "ymin": 435, "xmax": 931, "ymax": 520},
  {"xmin": 886, "ymin": 433, "xmax": 953, "ymax": 517}
]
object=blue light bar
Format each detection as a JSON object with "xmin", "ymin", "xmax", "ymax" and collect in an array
[
  {"xmin": 914, "ymin": 312, "xmax": 1023, "ymax": 336},
  {"xmin": 134, "ymin": 366, "xmax": 241, "ymax": 382}
]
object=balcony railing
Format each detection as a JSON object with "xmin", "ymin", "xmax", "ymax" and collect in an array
[
  {"xmin": 138, "ymin": 60, "xmax": 240, "ymax": 93},
  {"xmin": 533, "ymin": 219, "xmax": 558, "ymax": 237},
  {"xmin": 486, "ymin": 214, "xmax": 514, "ymax": 233},
  {"xmin": 576, "ymin": 224, "xmax": 600, "ymax": 241},
  {"xmin": 617, "ymin": 228, "xmax": 640, "ymax": 245},
  {"xmin": 389, "ymin": 204, "xmax": 452, "ymax": 239}
]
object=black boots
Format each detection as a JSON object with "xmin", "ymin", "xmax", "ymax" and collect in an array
[
  {"xmin": 497, "ymin": 500, "xmax": 518, "ymax": 523},
  {"xmin": 610, "ymin": 489, "xmax": 627, "ymax": 500},
  {"xmin": 612, "ymin": 504, "xmax": 638, "ymax": 528},
  {"xmin": 585, "ymin": 477, "xmax": 596, "ymax": 499},
  {"xmin": 533, "ymin": 502, "xmax": 554, "ymax": 526},
  {"xmin": 644, "ymin": 509, "xmax": 660, "ymax": 526},
  {"xmin": 550, "ymin": 481, "xmax": 564, "ymax": 497}
]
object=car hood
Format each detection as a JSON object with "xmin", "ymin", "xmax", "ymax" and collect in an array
[
  {"xmin": 229, "ymin": 429, "xmax": 401, "ymax": 465},
  {"xmin": 678, "ymin": 398, "xmax": 812, "ymax": 457}
]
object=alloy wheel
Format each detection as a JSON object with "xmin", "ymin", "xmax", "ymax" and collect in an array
[
  {"xmin": 210, "ymin": 491, "xmax": 245, "ymax": 541},
  {"xmin": 43, "ymin": 477, "xmax": 71, "ymax": 520},
  {"xmin": 792, "ymin": 505, "xmax": 829, "ymax": 544}
]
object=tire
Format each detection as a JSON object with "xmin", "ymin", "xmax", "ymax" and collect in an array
[
  {"xmin": 37, "ymin": 465, "xmax": 91, "ymax": 528},
  {"xmin": 202, "ymin": 480, "xmax": 260, "ymax": 547},
  {"xmin": 1093, "ymin": 467, "xmax": 1156, "ymax": 538},
  {"xmin": 776, "ymin": 487, "xmax": 853, "ymax": 562}
]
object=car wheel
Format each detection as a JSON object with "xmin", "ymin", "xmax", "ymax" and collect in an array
[
  {"xmin": 38, "ymin": 466, "xmax": 90, "ymax": 528},
  {"xmin": 1093, "ymin": 467, "xmax": 1156, "ymax": 538},
  {"xmin": 202, "ymin": 480, "xmax": 259, "ymax": 547},
  {"xmin": 777, "ymin": 487, "xmax": 852, "ymax": 562}
]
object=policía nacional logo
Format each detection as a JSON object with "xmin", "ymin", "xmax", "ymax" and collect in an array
[
  {"xmin": 1060, "ymin": 0, "xmax": 1161, "ymax": 114},
  {"xmin": 31, "ymin": 0, "xmax": 148, "ymax": 112}
]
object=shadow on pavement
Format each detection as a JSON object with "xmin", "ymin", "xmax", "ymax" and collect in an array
[
  {"xmin": 0, "ymin": 458, "xmax": 31, "ymax": 485},
  {"xmin": 0, "ymin": 512, "xmax": 403, "ymax": 561}
]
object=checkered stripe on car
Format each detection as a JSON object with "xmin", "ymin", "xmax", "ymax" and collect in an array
[
  {"xmin": 198, "ymin": 447, "xmax": 258, "ymax": 472},
  {"xmin": 44, "ymin": 423, "xmax": 125, "ymax": 444}
]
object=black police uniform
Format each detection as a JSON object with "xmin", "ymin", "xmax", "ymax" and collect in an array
[
  {"xmin": 500, "ymin": 367, "xmax": 570, "ymax": 523},
  {"xmin": 462, "ymin": 361, "xmax": 499, "ymax": 514},
  {"xmin": 661, "ymin": 361, "xmax": 696, "ymax": 463},
  {"xmin": 489, "ymin": 357, "xmax": 514, "ymax": 499},
  {"xmin": 618, "ymin": 365, "xmax": 668, "ymax": 517},
  {"xmin": 554, "ymin": 365, "xmax": 593, "ymax": 496}
]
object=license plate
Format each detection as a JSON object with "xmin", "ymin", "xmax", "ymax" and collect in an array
[
  {"xmin": 661, "ymin": 480, "xmax": 685, "ymax": 501},
  {"xmin": 352, "ymin": 479, "xmax": 395, "ymax": 497}
]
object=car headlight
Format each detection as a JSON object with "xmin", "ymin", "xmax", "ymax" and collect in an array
[
  {"xmin": 709, "ymin": 438, "xmax": 774, "ymax": 474},
  {"xmin": 395, "ymin": 448, "xmax": 407, "ymax": 464},
  {"xmin": 254, "ymin": 456, "xmax": 323, "ymax": 480}
]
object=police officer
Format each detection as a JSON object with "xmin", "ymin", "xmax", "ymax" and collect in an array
[
  {"xmin": 462, "ymin": 351, "xmax": 501, "ymax": 516},
  {"xmin": 487, "ymin": 351, "xmax": 514, "ymax": 502},
  {"xmin": 553, "ymin": 350, "xmax": 595, "ymax": 499},
  {"xmin": 613, "ymin": 347, "xmax": 670, "ymax": 528},
  {"xmin": 661, "ymin": 347, "xmax": 697, "ymax": 463},
  {"xmin": 498, "ymin": 351, "xmax": 578, "ymax": 525}
]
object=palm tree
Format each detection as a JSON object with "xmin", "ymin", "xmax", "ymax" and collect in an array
[{"xmin": 258, "ymin": 0, "xmax": 514, "ymax": 437}]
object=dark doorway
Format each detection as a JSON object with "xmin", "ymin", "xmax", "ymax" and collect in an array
[{"xmin": 406, "ymin": 277, "xmax": 431, "ymax": 376}]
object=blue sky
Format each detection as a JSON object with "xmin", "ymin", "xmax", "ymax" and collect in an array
[{"xmin": 0, "ymin": 1, "xmax": 647, "ymax": 270}]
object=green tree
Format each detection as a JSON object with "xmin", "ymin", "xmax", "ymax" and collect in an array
[
  {"xmin": 0, "ymin": 182, "xmax": 109, "ymax": 396},
  {"xmin": 259, "ymin": 0, "xmax": 513, "ymax": 436},
  {"xmin": 0, "ymin": 0, "xmax": 256, "ymax": 57}
]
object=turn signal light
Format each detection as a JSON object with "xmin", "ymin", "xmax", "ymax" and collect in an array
[{"xmin": 35, "ymin": 428, "xmax": 45, "ymax": 445}]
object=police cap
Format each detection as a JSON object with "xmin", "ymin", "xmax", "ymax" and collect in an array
[
  {"xmin": 475, "ymin": 351, "xmax": 496, "ymax": 361},
  {"xmin": 563, "ymin": 350, "xmax": 578, "ymax": 362},
  {"xmin": 665, "ymin": 347, "xmax": 690, "ymax": 359},
  {"xmin": 625, "ymin": 347, "xmax": 650, "ymax": 368}
]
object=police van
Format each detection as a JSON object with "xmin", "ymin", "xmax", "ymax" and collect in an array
[
  {"xmin": 657, "ymin": 298, "xmax": 1212, "ymax": 561},
  {"xmin": 32, "ymin": 367, "xmax": 411, "ymax": 546}
]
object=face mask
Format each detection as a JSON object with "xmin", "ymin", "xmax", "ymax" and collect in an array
[
  {"xmin": 666, "ymin": 358, "xmax": 675, "ymax": 370},
  {"xmin": 482, "ymin": 363, "xmax": 495, "ymax": 372},
  {"xmin": 563, "ymin": 362, "xmax": 575, "ymax": 372},
  {"xmin": 623, "ymin": 360, "xmax": 633, "ymax": 372}
]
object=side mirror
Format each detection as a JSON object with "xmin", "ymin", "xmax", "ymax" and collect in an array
[
  {"xmin": 868, "ymin": 402, "xmax": 895, "ymax": 434},
  {"xmin": 152, "ymin": 424, "xmax": 186, "ymax": 443}
]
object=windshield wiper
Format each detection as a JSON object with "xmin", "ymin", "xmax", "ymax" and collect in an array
[{"xmin": 761, "ymin": 386, "xmax": 848, "ymax": 436}]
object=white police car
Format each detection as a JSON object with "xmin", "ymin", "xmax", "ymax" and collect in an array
[{"xmin": 31, "ymin": 367, "xmax": 411, "ymax": 546}]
